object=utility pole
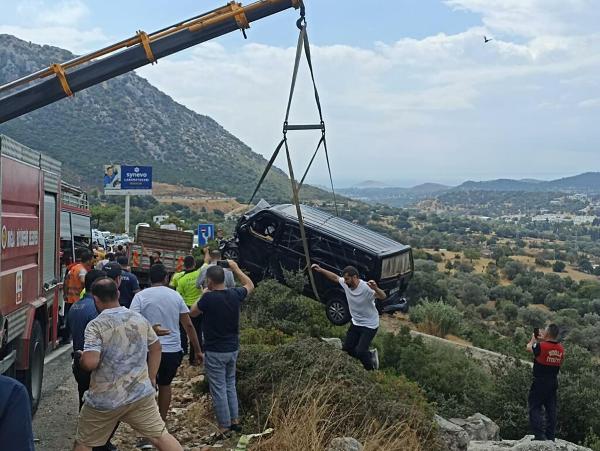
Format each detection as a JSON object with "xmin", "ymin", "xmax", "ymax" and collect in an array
[{"xmin": 125, "ymin": 194, "xmax": 130, "ymax": 236}]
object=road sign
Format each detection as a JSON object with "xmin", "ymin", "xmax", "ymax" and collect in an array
[
  {"xmin": 198, "ymin": 224, "xmax": 214, "ymax": 246},
  {"xmin": 104, "ymin": 165, "xmax": 152, "ymax": 195}
]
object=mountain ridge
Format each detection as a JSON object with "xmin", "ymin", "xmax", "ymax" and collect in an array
[
  {"xmin": 0, "ymin": 34, "xmax": 329, "ymax": 202},
  {"xmin": 455, "ymin": 172, "xmax": 600, "ymax": 192}
]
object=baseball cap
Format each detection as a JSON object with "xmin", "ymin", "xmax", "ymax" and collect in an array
[{"xmin": 102, "ymin": 262, "xmax": 122, "ymax": 280}]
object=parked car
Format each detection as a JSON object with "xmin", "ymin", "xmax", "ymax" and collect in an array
[{"xmin": 222, "ymin": 201, "xmax": 414, "ymax": 325}]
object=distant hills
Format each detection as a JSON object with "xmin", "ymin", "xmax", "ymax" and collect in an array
[
  {"xmin": 339, "ymin": 182, "xmax": 451, "ymax": 207},
  {"xmin": 342, "ymin": 173, "xmax": 600, "ymax": 207},
  {"xmin": 456, "ymin": 172, "xmax": 600, "ymax": 193},
  {"xmin": 0, "ymin": 34, "xmax": 330, "ymax": 202}
]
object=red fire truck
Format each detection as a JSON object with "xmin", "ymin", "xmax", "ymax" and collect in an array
[{"xmin": 0, "ymin": 134, "xmax": 63, "ymax": 412}]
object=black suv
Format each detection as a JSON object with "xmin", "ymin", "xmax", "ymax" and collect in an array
[{"xmin": 223, "ymin": 201, "xmax": 414, "ymax": 325}]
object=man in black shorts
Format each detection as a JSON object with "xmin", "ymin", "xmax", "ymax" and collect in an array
[{"xmin": 130, "ymin": 265, "xmax": 201, "ymax": 423}]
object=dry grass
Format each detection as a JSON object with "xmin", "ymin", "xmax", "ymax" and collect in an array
[
  {"xmin": 250, "ymin": 383, "xmax": 425, "ymax": 451},
  {"xmin": 152, "ymin": 181, "xmax": 242, "ymax": 213},
  {"xmin": 511, "ymin": 254, "xmax": 596, "ymax": 281}
]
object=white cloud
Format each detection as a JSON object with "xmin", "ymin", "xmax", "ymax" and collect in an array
[
  {"xmin": 444, "ymin": 0, "xmax": 600, "ymax": 37},
  {"xmin": 578, "ymin": 98, "xmax": 600, "ymax": 109},
  {"xmin": 3, "ymin": 0, "xmax": 600, "ymax": 185},
  {"xmin": 1, "ymin": 0, "xmax": 106, "ymax": 54},
  {"xmin": 0, "ymin": 25, "xmax": 108, "ymax": 54},
  {"xmin": 17, "ymin": 0, "xmax": 90, "ymax": 27},
  {"xmin": 137, "ymin": 19, "xmax": 600, "ymax": 185}
]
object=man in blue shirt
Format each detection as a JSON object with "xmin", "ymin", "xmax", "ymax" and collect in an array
[
  {"xmin": 0, "ymin": 311, "xmax": 35, "ymax": 450},
  {"xmin": 0, "ymin": 374, "xmax": 35, "ymax": 451},
  {"xmin": 116, "ymin": 256, "xmax": 140, "ymax": 308}
]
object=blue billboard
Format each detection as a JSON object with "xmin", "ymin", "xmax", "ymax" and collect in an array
[
  {"xmin": 104, "ymin": 165, "xmax": 152, "ymax": 195},
  {"xmin": 198, "ymin": 224, "xmax": 215, "ymax": 246}
]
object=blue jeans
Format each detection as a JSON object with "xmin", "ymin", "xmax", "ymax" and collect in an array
[{"xmin": 204, "ymin": 351, "xmax": 239, "ymax": 428}]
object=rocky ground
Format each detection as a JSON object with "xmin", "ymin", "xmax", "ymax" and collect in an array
[
  {"xmin": 113, "ymin": 362, "xmax": 241, "ymax": 451},
  {"xmin": 34, "ymin": 351, "xmax": 243, "ymax": 451}
]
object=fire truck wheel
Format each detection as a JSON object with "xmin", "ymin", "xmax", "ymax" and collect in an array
[{"xmin": 17, "ymin": 320, "xmax": 45, "ymax": 414}]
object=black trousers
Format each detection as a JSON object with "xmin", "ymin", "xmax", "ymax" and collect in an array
[
  {"xmin": 528, "ymin": 376, "xmax": 558, "ymax": 440},
  {"xmin": 61, "ymin": 302, "xmax": 73, "ymax": 341},
  {"xmin": 180, "ymin": 315, "xmax": 204, "ymax": 362},
  {"xmin": 72, "ymin": 360, "xmax": 117, "ymax": 451},
  {"xmin": 342, "ymin": 324, "xmax": 378, "ymax": 370}
]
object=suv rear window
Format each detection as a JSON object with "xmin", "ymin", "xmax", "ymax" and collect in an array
[{"xmin": 382, "ymin": 252, "xmax": 412, "ymax": 279}]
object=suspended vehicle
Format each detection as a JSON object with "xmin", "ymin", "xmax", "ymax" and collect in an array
[{"xmin": 223, "ymin": 201, "xmax": 413, "ymax": 325}]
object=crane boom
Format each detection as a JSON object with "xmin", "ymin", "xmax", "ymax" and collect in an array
[{"xmin": 0, "ymin": 0, "xmax": 301, "ymax": 124}]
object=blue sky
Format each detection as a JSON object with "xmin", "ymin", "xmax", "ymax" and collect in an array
[{"xmin": 1, "ymin": 0, "xmax": 600, "ymax": 187}]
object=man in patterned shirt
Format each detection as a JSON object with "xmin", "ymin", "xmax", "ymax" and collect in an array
[{"xmin": 73, "ymin": 278, "xmax": 182, "ymax": 451}]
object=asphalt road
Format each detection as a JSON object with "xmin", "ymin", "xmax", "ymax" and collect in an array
[{"xmin": 33, "ymin": 345, "xmax": 79, "ymax": 451}]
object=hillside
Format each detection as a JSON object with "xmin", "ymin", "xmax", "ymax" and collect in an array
[
  {"xmin": 0, "ymin": 34, "xmax": 329, "ymax": 202},
  {"xmin": 339, "ymin": 182, "xmax": 451, "ymax": 207},
  {"xmin": 456, "ymin": 172, "xmax": 600, "ymax": 193}
]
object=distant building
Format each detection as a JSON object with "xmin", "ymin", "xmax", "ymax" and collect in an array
[
  {"xmin": 531, "ymin": 213, "xmax": 596, "ymax": 224},
  {"xmin": 153, "ymin": 214, "xmax": 169, "ymax": 225}
]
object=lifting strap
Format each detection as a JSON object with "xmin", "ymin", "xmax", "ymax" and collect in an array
[
  {"xmin": 50, "ymin": 63, "xmax": 73, "ymax": 97},
  {"xmin": 249, "ymin": 20, "xmax": 338, "ymax": 211},
  {"xmin": 137, "ymin": 31, "xmax": 156, "ymax": 64},
  {"xmin": 247, "ymin": 8, "xmax": 338, "ymax": 301}
]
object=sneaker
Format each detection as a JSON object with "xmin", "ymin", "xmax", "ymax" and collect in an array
[
  {"xmin": 230, "ymin": 423, "xmax": 243, "ymax": 433},
  {"xmin": 370, "ymin": 348, "xmax": 379, "ymax": 370},
  {"xmin": 136, "ymin": 437, "xmax": 154, "ymax": 449}
]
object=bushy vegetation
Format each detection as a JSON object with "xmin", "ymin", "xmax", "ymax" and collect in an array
[
  {"xmin": 235, "ymin": 278, "xmax": 600, "ymax": 449},
  {"xmin": 409, "ymin": 301, "xmax": 462, "ymax": 337},
  {"xmin": 235, "ymin": 280, "xmax": 438, "ymax": 450}
]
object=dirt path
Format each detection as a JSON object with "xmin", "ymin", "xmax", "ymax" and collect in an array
[
  {"xmin": 33, "ymin": 346, "xmax": 79, "ymax": 451},
  {"xmin": 32, "ymin": 348, "xmax": 239, "ymax": 451}
]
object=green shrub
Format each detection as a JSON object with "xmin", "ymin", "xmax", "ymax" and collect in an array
[
  {"xmin": 237, "ymin": 338, "xmax": 437, "ymax": 449},
  {"xmin": 410, "ymin": 301, "xmax": 462, "ymax": 337},
  {"xmin": 242, "ymin": 279, "xmax": 342, "ymax": 338},
  {"xmin": 379, "ymin": 328, "xmax": 492, "ymax": 418}
]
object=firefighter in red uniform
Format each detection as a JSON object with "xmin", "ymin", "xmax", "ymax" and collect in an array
[{"xmin": 526, "ymin": 323, "xmax": 565, "ymax": 441}]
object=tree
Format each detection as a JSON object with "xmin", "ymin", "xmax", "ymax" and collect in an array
[
  {"xmin": 91, "ymin": 204, "xmax": 121, "ymax": 230},
  {"xmin": 409, "ymin": 301, "xmax": 463, "ymax": 337},
  {"xmin": 503, "ymin": 260, "xmax": 527, "ymax": 280},
  {"xmin": 464, "ymin": 249, "xmax": 481, "ymax": 261},
  {"xmin": 552, "ymin": 261, "xmax": 566, "ymax": 273},
  {"xmin": 460, "ymin": 282, "xmax": 488, "ymax": 306}
]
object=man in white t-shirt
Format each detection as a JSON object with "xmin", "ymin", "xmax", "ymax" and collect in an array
[
  {"xmin": 130, "ymin": 264, "xmax": 202, "ymax": 423},
  {"xmin": 311, "ymin": 264, "xmax": 386, "ymax": 370}
]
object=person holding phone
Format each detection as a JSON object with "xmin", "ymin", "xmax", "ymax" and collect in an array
[
  {"xmin": 196, "ymin": 250, "xmax": 235, "ymax": 289},
  {"xmin": 526, "ymin": 324, "xmax": 565, "ymax": 441}
]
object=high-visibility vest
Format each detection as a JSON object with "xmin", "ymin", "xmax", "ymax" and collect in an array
[{"xmin": 65, "ymin": 263, "xmax": 86, "ymax": 304}]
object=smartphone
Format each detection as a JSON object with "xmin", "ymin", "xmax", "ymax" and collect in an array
[
  {"xmin": 533, "ymin": 327, "xmax": 540, "ymax": 338},
  {"xmin": 217, "ymin": 260, "xmax": 229, "ymax": 268}
]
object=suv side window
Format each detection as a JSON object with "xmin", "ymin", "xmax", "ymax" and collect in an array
[
  {"xmin": 280, "ymin": 226, "xmax": 305, "ymax": 253},
  {"xmin": 249, "ymin": 214, "xmax": 280, "ymax": 242},
  {"xmin": 312, "ymin": 235, "xmax": 371, "ymax": 275}
]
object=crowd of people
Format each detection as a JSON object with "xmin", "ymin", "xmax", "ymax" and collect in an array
[
  {"xmin": 58, "ymin": 245, "xmax": 254, "ymax": 450},
  {"xmin": 0, "ymin": 244, "xmax": 566, "ymax": 450}
]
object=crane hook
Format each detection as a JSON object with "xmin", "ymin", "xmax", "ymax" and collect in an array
[{"xmin": 296, "ymin": 2, "xmax": 306, "ymax": 30}]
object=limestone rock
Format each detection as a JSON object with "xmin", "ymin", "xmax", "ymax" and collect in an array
[
  {"xmin": 435, "ymin": 414, "xmax": 470, "ymax": 451},
  {"xmin": 450, "ymin": 413, "xmax": 500, "ymax": 441},
  {"xmin": 328, "ymin": 437, "xmax": 364, "ymax": 451},
  {"xmin": 468, "ymin": 435, "xmax": 593, "ymax": 451}
]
